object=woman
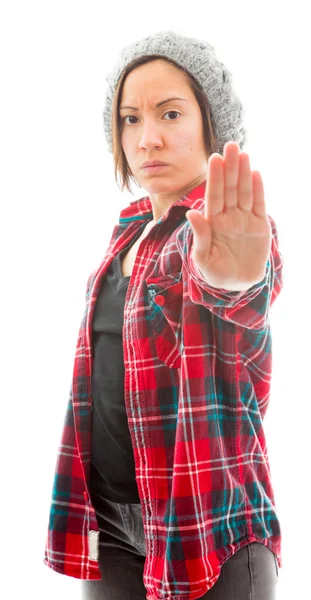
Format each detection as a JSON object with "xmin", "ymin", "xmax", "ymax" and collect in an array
[{"xmin": 44, "ymin": 30, "xmax": 283, "ymax": 599}]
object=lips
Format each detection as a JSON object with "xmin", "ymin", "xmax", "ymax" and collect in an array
[{"xmin": 141, "ymin": 161, "xmax": 168, "ymax": 169}]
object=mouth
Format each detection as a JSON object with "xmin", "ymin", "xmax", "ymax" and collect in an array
[{"xmin": 142, "ymin": 164, "xmax": 169, "ymax": 172}]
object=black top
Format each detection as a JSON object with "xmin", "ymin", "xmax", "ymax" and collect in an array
[{"xmin": 89, "ymin": 225, "xmax": 148, "ymax": 504}]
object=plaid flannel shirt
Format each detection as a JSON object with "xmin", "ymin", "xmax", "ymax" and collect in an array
[{"xmin": 44, "ymin": 180, "xmax": 284, "ymax": 599}]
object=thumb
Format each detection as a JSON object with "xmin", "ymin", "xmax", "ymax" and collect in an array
[{"xmin": 185, "ymin": 209, "xmax": 212, "ymax": 259}]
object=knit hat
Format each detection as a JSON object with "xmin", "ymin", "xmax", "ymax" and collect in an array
[{"xmin": 102, "ymin": 29, "xmax": 247, "ymax": 156}]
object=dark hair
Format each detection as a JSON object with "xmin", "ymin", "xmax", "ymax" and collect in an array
[{"xmin": 111, "ymin": 55, "xmax": 218, "ymax": 194}]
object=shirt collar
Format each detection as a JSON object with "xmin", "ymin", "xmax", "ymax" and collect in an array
[{"xmin": 118, "ymin": 179, "xmax": 207, "ymax": 224}]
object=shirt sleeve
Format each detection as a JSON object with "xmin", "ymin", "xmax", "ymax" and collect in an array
[{"xmin": 177, "ymin": 214, "xmax": 284, "ymax": 330}]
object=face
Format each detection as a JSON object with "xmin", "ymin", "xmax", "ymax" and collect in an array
[{"xmin": 119, "ymin": 59, "xmax": 209, "ymax": 219}]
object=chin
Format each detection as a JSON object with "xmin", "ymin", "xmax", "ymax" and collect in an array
[{"xmin": 142, "ymin": 181, "xmax": 172, "ymax": 193}]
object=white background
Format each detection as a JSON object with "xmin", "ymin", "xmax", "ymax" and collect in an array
[{"xmin": 1, "ymin": 1, "xmax": 310, "ymax": 598}]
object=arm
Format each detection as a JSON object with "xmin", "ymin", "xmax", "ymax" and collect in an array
[{"xmin": 178, "ymin": 213, "xmax": 284, "ymax": 330}]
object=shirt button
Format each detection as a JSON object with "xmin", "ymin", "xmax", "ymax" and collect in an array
[
  {"xmin": 155, "ymin": 295, "xmax": 165, "ymax": 306},
  {"xmin": 83, "ymin": 491, "xmax": 88, "ymax": 501}
]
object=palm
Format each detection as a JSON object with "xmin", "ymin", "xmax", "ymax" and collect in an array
[{"xmin": 187, "ymin": 142, "xmax": 272, "ymax": 291}]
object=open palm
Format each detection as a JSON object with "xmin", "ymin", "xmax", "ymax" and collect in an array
[{"xmin": 186, "ymin": 142, "xmax": 272, "ymax": 291}]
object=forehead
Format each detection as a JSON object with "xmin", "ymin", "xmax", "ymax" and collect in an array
[
  {"xmin": 120, "ymin": 60, "xmax": 192, "ymax": 105},
  {"xmin": 119, "ymin": 61, "xmax": 195, "ymax": 110}
]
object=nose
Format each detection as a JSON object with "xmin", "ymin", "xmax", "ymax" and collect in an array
[{"xmin": 138, "ymin": 120, "xmax": 164, "ymax": 151}]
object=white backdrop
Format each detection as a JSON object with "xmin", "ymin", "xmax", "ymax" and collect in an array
[{"xmin": 1, "ymin": 1, "xmax": 310, "ymax": 598}]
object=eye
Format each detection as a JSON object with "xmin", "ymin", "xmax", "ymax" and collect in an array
[
  {"xmin": 122, "ymin": 111, "xmax": 181, "ymax": 125},
  {"xmin": 163, "ymin": 111, "xmax": 181, "ymax": 121}
]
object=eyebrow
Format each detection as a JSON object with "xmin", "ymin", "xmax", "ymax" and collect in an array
[{"xmin": 119, "ymin": 97, "xmax": 188, "ymax": 111}]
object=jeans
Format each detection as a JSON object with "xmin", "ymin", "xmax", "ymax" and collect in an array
[{"xmin": 81, "ymin": 491, "xmax": 279, "ymax": 600}]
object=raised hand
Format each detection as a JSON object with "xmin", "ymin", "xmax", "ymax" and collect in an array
[{"xmin": 186, "ymin": 141, "xmax": 272, "ymax": 291}]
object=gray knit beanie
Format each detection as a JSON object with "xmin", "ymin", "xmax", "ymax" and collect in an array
[{"xmin": 102, "ymin": 29, "xmax": 247, "ymax": 156}]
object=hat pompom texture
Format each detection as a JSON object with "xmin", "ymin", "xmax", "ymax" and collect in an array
[{"xmin": 102, "ymin": 30, "xmax": 247, "ymax": 156}]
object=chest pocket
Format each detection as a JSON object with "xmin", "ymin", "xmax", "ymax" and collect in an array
[{"xmin": 145, "ymin": 273, "xmax": 183, "ymax": 369}]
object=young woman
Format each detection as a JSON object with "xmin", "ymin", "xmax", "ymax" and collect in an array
[{"xmin": 44, "ymin": 30, "xmax": 283, "ymax": 600}]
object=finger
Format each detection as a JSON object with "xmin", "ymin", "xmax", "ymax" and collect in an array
[
  {"xmin": 223, "ymin": 142, "xmax": 239, "ymax": 209},
  {"xmin": 205, "ymin": 153, "xmax": 224, "ymax": 218},
  {"xmin": 238, "ymin": 152, "xmax": 253, "ymax": 211},
  {"xmin": 252, "ymin": 171, "xmax": 267, "ymax": 217}
]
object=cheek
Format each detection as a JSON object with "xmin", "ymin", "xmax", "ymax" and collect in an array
[
  {"xmin": 179, "ymin": 129, "xmax": 207, "ymax": 161},
  {"xmin": 173, "ymin": 133, "xmax": 195, "ymax": 158},
  {"xmin": 120, "ymin": 130, "xmax": 127, "ymax": 152},
  {"xmin": 173, "ymin": 128, "xmax": 197, "ymax": 151},
  {"xmin": 121, "ymin": 127, "xmax": 132, "ymax": 150}
]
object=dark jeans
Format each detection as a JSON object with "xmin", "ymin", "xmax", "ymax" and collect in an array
[{"xmin": 81, "ymin": 491, "xmax": 279, "ymax": 600}]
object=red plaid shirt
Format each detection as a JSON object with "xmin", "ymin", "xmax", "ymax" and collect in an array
[{"xmin": 44, "ymin": 180, "xmax": 284, "ymax": 599}]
